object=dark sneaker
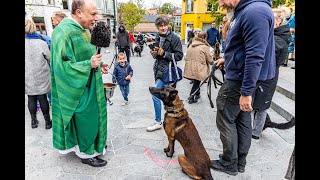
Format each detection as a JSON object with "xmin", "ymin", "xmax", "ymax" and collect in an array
[
  {"xmin": 238, "ymin": 166, "xmax": 245, "ymax": 173},
  {"xmin": 291, "ymin": 66, "xmax": 295, "ymax": 69},
  {"xmin": 252, "ymin": 135, "xmax": 260, "ymax": 140},
  {"xmin": 210, "ymin": 160, "xmax": 238, "ymax": 176},
  {"xmin": 195, "ymin": 94, "xmax": 201, "ymax": 100},
  {"xmin": 188, "ymin": 98, "xmax": 198, "ymax": 104},
  {"xmin": 81, "ymin": 157, "xmax": 107, "ymax": 167},
  {"xmin": 281, "ymin": 64, "xmax": 288, "ymax": 67},
  {"xmin": 218, "ymin": 154, "xmax": 245, "ymax": 173}
]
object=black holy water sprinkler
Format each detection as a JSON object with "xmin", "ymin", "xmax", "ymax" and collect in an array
[{"xmin": 90, "ymin": 21, "xmax": 111, "ymax": 72}]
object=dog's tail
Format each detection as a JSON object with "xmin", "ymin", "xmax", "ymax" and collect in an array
[{"xmin": 263, "ymin": 113, "xmax": 295, "ymax": 130}]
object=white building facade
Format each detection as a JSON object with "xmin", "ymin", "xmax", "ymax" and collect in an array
[{"xmin": 25, "ymin": 0, "xmax": 118, "ymax": 37}]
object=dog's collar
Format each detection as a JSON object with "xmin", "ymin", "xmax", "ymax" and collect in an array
[{"xmin": 164, "ymin": 97, "xmax": 185, "ymax": 117}]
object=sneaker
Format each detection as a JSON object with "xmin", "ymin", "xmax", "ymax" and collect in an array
[
  {"xmin": 238, "ymin": 165, "xmax": 245, "ymax": 173},
  {"xmin": 291, "ymin": 66, "xmax": 295, "ymax": 69},
  {"xmin": 281, "ymin": 64, "xmax": 288, "ymax": 67},
  {"xmin": 218, "ymin": 154, "xmax": 245, "ymax": 173},
  {"xmin": 188, "ymin": 98, "xmax": 198, "ymax": 104},
  {"xmin": 121, "ymin": 101, "xmax": 128, "ymax": 106},
  {"xmin": 210, "ymin": 160, "xmax": 238, "ymax": 176},
  {"xmin": 146, "ymin": 121, "xmax": 162, "ymax": 132},
  {"xmin": 195, "ymin": 94, "xmax": 201, "ymax": 100}
]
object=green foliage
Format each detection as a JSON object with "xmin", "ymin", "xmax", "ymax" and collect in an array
[
  {"xmin": 159, "ymin": 3, "xmax": 174, "ymax": 14},
  {"xmin": 117, "ymin": 2, "xmax": 143, "ymax": 32},
  {"xmin": 272, "ymin": 0, "xmax": 295, "ymax": 8},
  {"xmin": 133, "ymin": 0, "xmax": 146, "ymax": 14}
]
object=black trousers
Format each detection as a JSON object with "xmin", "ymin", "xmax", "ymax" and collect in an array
[
  {"xmin": 215, "ymin": 79, "xmax": 252, "ymax": 169},
  {"xmin": 119, "ymin": 46, "xmax": 131, "ymax": 63},
  {"xmin": 28, "ymin": 94, "xmax": 50, "ymax": 115},
  {"xmin": 190, "ymin": 79, "xmax": 201, "ymax": 96}
]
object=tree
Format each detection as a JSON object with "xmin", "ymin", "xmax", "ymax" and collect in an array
[
  {"xmin": 133, "ymin": 0, "xmax": 146, "ymax": 14},
  {"xmin": 272, "ymin": 0, "xmax": 295, "ymax": 8},
  {"xmin": 117, "ymin": 2, "xmax": 143, "ymax": 32},
  {"xmin": 117, "ymin": 2, "xmax": 125, "ymax": 23},
  {"xmin": 159, "ymin": 3, "xmax": 174, "ymax": 14},
  {"xmin": 151, "ymin": 2, "xmax": 161, "ymax": 10}
]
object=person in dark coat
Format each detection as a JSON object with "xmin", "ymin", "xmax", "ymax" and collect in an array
[
  {"xmin": 206, "ymin": 20, "xmax": 221, "ymax": 48},
  {"xmin": 146, "ymin": 16, "xmax": 183, "ymax": 132},
  {"xmin": 116, "ymin": 24, "xmax": 131, "ymax": 63},
  {"xmin": 187, "ymin": 25, "xmax": 194, "ymax": 42},
  {"xmin": 251, "ymin": 8, "xmax": 291, "ymax": 139}
]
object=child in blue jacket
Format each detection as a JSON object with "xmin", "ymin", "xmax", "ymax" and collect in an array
[{"xmin": 112, "ymin": 52, "xmax": 133, "ymax": 106}]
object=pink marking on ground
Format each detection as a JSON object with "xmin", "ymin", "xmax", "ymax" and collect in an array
[{"xmin": 144, "ymin": 147, "xmax": 179, "ymax": 164}]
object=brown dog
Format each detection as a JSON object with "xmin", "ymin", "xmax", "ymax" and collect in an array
[{"xmin": 149, "ymin": 86, "xmax": 213, "ymax": 180}]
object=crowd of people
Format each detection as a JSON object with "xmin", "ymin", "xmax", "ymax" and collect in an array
[{"xmin": 25, "ymin": 0, "xmax": 294, "ymax": 179}]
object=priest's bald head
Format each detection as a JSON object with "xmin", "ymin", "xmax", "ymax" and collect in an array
[{"xmin": 71, "ymin": 0, "xmax": 98, "ymax": 30}]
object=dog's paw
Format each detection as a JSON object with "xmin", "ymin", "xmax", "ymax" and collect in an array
[
  {"xmin": 164, "ymin": 147, "xmax": 169, "ymax": 152},
  {"xmin": 166, "ymin": 151, "xmax": 174, "ymax": 158}
]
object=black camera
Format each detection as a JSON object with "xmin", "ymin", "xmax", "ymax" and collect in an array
[{"xmin": 148, "ymin": 43, "xmax": 155, "ymax": 50}]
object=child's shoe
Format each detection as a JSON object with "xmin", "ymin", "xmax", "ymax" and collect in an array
[{"xmin": 121, "ymin": 101, "xmax": 129, "ymax": 106}]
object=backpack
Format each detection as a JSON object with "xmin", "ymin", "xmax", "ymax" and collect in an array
[{"xmin": 39, "ymin": 34, "xmax": 51, "ymax": 50}]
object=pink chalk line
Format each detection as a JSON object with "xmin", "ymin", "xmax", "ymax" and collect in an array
[{"xmin": 144, "ymin": 147, "xmax": 179, "ymax": 164}]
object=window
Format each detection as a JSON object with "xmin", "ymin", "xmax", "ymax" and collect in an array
[
  {"xmin": 186, "ymin": 0, "xmax": 194, "ymax": 13},
  {"xmin": 207, "ymin": 1, "xmax": 213, "ymax": 12},
  {"xmin": 32, "ymin": 17, "xmax": 47, "ymax": 35},
  {"xmin": 95, "ymin": 0, "xmax": 102, "ymax": 9},
  {"xmin": 62, "ymin": 0, "xmax": 68, "ymax": 10}
]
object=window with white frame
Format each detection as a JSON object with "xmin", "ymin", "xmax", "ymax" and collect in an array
[{"xmin": 186, "ymin": 0, "xmax": 194, "ymax": 13}]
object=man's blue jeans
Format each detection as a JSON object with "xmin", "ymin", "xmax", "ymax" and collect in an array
[
  {"xmin": 152, "ymin": 79, "xmax": 168, "ymax": 122},
  {"xmin": 119, "ymin": 84, "xmax": 130, "ymax": 101}
]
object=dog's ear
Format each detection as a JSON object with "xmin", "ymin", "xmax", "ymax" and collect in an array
[{"xmin": 170, "ymin": 89, "xmax": 178, "ymax": 98}]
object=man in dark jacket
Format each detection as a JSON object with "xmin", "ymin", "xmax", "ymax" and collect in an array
[
  {"xmin": 147, "ymin": 16, "xmax": 183, "ymax": 132},
  {"xmin": 211, "ymin": 0, "xmax": 276, "ymax": 175},
  {"xmin": 116, "ymin": 24, "xmax": 131, "ymax": 63},
  {"xmin": 206, "ymin": 21, "xmax": 221, "ymax": 48}
]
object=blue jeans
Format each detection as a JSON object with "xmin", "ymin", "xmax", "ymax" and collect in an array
[
  {"xmin": 152, "ymin": 79, "xmax": 169, "ymax": 122},
  {"xmin": 221, "ymin": 41, "xmax": 226, "ymax": 53},
  {"xmin": 119, "ymin": 84, "xmax": 130, "ymax": 101}
]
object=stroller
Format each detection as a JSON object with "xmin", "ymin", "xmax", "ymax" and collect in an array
[{"xmin": 134, "ymin": 39, "xmax": 145, "ymax": 57}]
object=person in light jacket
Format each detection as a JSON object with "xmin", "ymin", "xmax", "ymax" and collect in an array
[{"xmin": 184, "ymin": 31, "xmax": 213, "ymax": 104}]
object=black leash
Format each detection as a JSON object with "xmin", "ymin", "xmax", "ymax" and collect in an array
[{"xmin": 189, "ymin": 65, "xmax": 225, "ymax": 108}]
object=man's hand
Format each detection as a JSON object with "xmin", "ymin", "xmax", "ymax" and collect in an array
[
  {"xmin": 239, "ymin": 95, "xmax": 253, "ymax": 112},
  {"xmin": 125, "ymin": 75, "xmax": 131, "ymax": 80},
  {"xmin": 91, "ymin": 53, "xmax": 102, "ymax": 68},
  {"xmin": 214, "ymin": 58, "xmax": 225, "ymax": 69},
  {"xmin": 150, "ymin": 50, "xmax": 157, "ymax": 59},
  {"xmin": 101, "ymin": 63, "xmax": 109, "ymax": 74},
  {"xmin": 157, "ymin": 47, "xmax": 165, "ymax": 56}
]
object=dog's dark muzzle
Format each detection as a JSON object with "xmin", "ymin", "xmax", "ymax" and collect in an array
[{"xmin": 149, "ymin": 87, "xmax": 162, "ymax": 99}]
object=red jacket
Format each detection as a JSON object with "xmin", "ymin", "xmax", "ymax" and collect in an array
[{"xmin": 129, "ymin": 33, "xmax": 136, "ymax": 43}]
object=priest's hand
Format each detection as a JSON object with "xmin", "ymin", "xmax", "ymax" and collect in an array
[{"xmin": 91, "ymin": 53, "xmax": 102, "ymax": 68}]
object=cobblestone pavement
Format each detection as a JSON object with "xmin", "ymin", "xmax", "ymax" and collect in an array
[{"xmin": 25, "ymin": 43, "xmax": 295, "ymax": 180}]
